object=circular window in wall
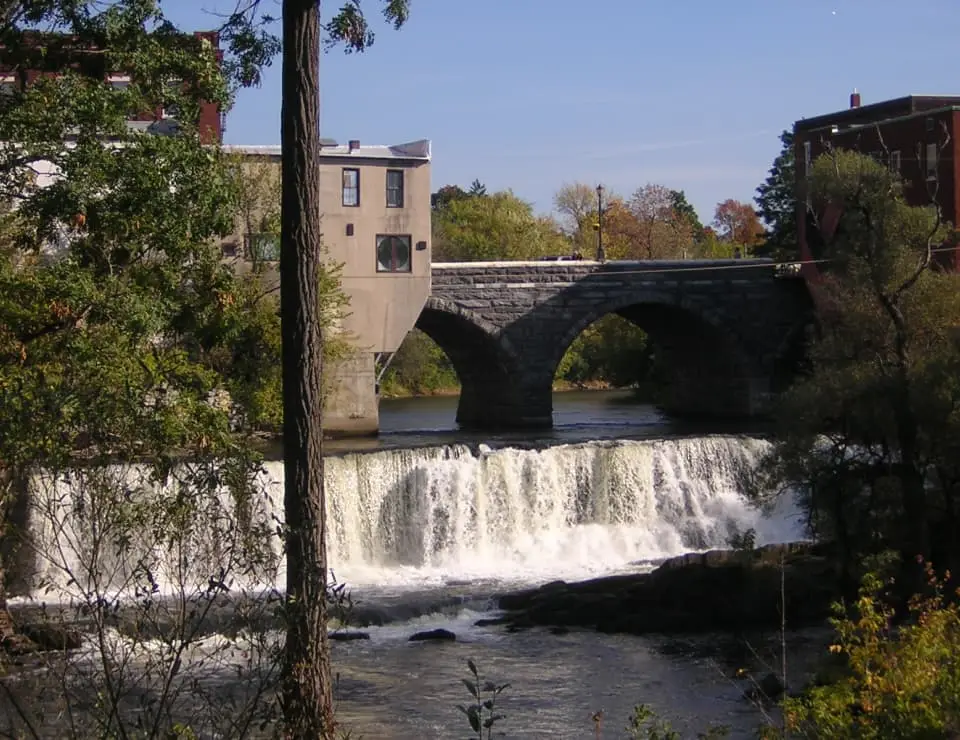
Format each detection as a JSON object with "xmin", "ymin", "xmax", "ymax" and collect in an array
[{"xmin": 376, "ymin": 235, "xmax": 412, "ymax": 272}]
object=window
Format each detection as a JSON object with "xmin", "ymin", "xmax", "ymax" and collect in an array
[
  {"xmin": 386, "ymin": 169, "xmax": 404, "ymax": 208},
  {"xmin": 0, "ymin": 76, "xmax": 15, "ymax": 97},
  {"xmin": 803, "ymin": 141, "xmax": 812, "ymax": 177},
  {"xmin": 342, "ymin": 168, "xmax": 359, "ymax": 207},
  {"xmin": 108, "ymin": 76, "xmax": 130, "ymax": 91},
  {"xmin": 376, "ymin": 234, "xmax": 412, "ymax": 273},
  {"xmin": 889, "ymin": 150, "xmax": 901, "ymax": 172},
  {"xmin": 245, "ymin": 232, "xmax": 281, "ymax": 262},
  {"xmin": 926, "ymin": 143, "xmax": 938, "ymax": 180},
  {"xmin": 161, "ymin": 79, "xmax": 181, "ymax": 119}
]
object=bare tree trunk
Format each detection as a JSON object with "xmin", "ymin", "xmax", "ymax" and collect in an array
[{"xmin": 279, "ymin": 0, "xmax": 334, "ymax": 736}]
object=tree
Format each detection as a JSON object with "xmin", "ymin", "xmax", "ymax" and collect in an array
[
  {"xmin": 626, "ymin": 183, "xmax": 693, "ymax": 259},
  {"xmin": 433, "ymin": 190, "xmax": 569, "ymax": 261},
  {"xmin": 712, "ymin": 198, "xmax": 765, "ymax": 250},
  {"xmin": 554, "ymin": 182, "xmax": 601, "ymax": 256},
  {"xmin": 229, "ymin": 152, "xmax": 282, "ymax": 267},
  {"xmin": 670, "ymin": 189, "xmax": 704, "ymax": 242},
  {"xmin": 693, "ymin": 226, "xmax": 742, "ymax": 259},
  {"xmin": 432, "ymin": 184, "xmax": 469, "ymax": 210},
  {"xmin": 468, "ymin": 178, "xmax": 487, "ymax": 197},
  {"xmin": 0, "ymin": 3, "xmax": 294, "ymax": 735},
  {"xmin": 276, "ymin": 1, "xmax": 409, "ymax": 735},
  {"xmin": 756, "ymin": 150, "xmax": 960, "ymax": 584},
  {"xmin": 754, "ymin": 129, "xmax": 797, "ymax": 259}
]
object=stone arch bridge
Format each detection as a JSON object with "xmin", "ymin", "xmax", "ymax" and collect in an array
[{"xmin": 414, "ymin": 259, "xmax": 812, "ymax": 430}]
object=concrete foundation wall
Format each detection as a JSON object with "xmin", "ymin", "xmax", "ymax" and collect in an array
[{"xmin": 324, "ymin": 352, "xmax": 379, "ymax": 438}]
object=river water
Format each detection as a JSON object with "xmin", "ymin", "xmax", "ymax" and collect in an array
[{"xmin": 7, "ymin": 391, "xmax": 815, "ymax": 739}]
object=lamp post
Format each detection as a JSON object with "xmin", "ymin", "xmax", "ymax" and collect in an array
[{"xmin": 595, "ymin": 184, "xmax": 605, "ymax": 263}]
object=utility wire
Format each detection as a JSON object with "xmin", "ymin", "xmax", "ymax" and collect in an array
[{"xmin": 433, "ymin": 245, "xmax": 959, "ymax": 280}]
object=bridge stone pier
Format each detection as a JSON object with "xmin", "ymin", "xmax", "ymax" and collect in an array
[{"xmin": 421, "ymin": 260, "xmax": 812, "ymax": 430}]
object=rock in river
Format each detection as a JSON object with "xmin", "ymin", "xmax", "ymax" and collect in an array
[
  {"xmin": 408, "ymin": 628, "xmax": 456, "ymax": 642},
  {"xmin": 498, "ymin": 542, "xmax": 842, "ymax": 636}
]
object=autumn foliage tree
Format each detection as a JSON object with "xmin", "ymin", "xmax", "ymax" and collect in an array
[
  {"xmin": 712, "ymin": 198, "xmax": 765, "ymax": 251},
  {"xmin": 626, "ymin": 183, "xmax": 695, "ymax": 259}
]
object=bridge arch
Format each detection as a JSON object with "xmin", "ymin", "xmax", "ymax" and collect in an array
[
  {"xmin": 414, "ymin": 298, "xmax": 528, "ymax": 427},
  {"xmin": 550, "ymin": 294, "xmax": 764, "ymax": 418}
]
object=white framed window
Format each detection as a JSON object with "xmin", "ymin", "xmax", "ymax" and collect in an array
[
  {"xmin": 926, "ymin": 143, "xmax": 938, "ymax": 180},
  {"xmin": 108, "ymin": 75, "xmax": 131, "ymax": 91},
  {"xmin": 803, "ymin": 141, "xmax": 812, "ymax": 177},
  {"xmin": 376, "ymin": 234, "xmax": 412, "ymax": 273}
]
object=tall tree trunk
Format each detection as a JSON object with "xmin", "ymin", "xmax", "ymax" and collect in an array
[{"xmin": 279, "ymin": 0, "xmax": 334, "ymax": 736}]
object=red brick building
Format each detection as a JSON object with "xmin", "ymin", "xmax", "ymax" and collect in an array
[
  {"xmin": 0, "ymin": 30, "xmax": 224, "ymax": 144},
  {"xmin": 793, "ymin": 92, "xmax": 960, "ymax": 275}
]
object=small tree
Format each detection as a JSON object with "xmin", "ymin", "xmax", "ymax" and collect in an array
[
  {"xmin": 756, "ymin": 148, "xmax": 960, "ymax": 581},
  {"xmin": 783, "ymin": 566, "xmax": 960, "ymax": 739}
]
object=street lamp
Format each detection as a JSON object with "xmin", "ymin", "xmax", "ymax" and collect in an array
[{"xmin": 595, "ymin": 184, "xmax": 605, "ymax": 263}]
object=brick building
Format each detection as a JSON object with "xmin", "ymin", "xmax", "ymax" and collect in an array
[
  {"xmin": 793, "ymin": 92, "xmax": 960, "ymax": 274},
  {"xmin": 0, "ymin": 30, "xmax": 224, "ymax": 144}
]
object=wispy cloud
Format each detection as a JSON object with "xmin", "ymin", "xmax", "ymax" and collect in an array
[{"xmin": 491, "ymin": 129, "xmax": 772, "ymax": 161}]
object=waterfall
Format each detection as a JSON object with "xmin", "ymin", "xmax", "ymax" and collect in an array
[
  {"xmin": 19, "ymin": 435, "xmax": 804, "ymax": 600},
  {"xmin": 315, "ymin": 435, "xmax": 803, "ymax": 586}
]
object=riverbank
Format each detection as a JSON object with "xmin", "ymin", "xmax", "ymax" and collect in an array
[
  {"xmin": 496, "ymin": 542, "xmax": 843, "ymax": 636},
  {"xmin": 378, "ymin": 379, "xmax": 629, "ymax": 400}
]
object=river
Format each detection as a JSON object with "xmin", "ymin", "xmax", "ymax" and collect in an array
[{"xmin": 7, "ymin": 391, "xmax": 813, "ymax": 739}]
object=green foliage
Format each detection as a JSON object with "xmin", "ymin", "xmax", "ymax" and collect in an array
[
  {"xmin": 754, "ymin": 130, "xmax": 797, "ymax": 259},
  {"xmin": 0, "ymin": 3, "xmax": 277, "ymax": 470},
  {"xmin": 433, "ymin": 189, "xmax": 570, "ymax": 262},
  {"xmin": 693, "ymin": 229, "xmax": 752, "ymax": 259},
  {"xmin": 380, "ymin": 329, "xmax": 458, "ymax": 396},
  {"xmin": 782, "ymin": 565, "xmax": 960, "ymax": 739},
  {"xmin": 757, "ymin": 150, "xmax": 960, "ymax": 572},
  {"xmin": 433, "ymin": 184, "xmax": 472, "ymax": 211},
  {"xmin": 457, "ymin": 659, "xmax": 509, "ymax": 740},
  {"xmin": 554, "ymin": 315, "xmax": 656, "ymax": 390},
  {"xmin": 670, "ymin": 189, "xmax": 704, "ymax": 241},
  {"xmin": 626, "ymin": 704, "xmax": 728, "ymax": 740},
  {"xmin": 323, "ymin": 0, "xmax": 412, "ymax": 52}
]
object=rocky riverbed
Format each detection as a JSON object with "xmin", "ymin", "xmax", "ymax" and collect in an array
[{"xmin": 496, "ymin": 542, "xmax": 842, "ymax": 635}]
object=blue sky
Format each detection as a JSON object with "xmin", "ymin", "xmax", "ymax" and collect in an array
[{"xmin": 169, "ymin": 0, "xmax": 959, "ymax": 224}]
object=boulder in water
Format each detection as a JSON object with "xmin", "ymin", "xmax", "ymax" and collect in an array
[
  {"xmin": 329, "ymin": 631, "xmax": 370, "ymax": 642},
  {"xmin": 474, "ymin": 617, "xmax": 509, "ymax": 628},
  {"xmin": 408, "ymin": 628, "xmax": 456, "ymax": 642}
]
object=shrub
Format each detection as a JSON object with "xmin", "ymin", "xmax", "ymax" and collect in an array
[{"xmin": 781, "ymin": 563, "xmax": 960, "ymax": 739}]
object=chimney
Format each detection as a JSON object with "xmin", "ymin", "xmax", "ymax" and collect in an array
[
  {"xmin": 850, "ymin": 89, "xmax": 861, "ymax": 109},
  {"xmin": 348, "ymin": 139, "xmax": 360, "ymax": 152}
]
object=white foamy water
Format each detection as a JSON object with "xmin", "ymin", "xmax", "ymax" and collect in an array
[{"xmin": 17, "ymin": 435, "xmax": 804, "ymax": 601}]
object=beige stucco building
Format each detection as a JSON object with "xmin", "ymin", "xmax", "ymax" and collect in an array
[{"xmin": 220, "ymin": 139, "xmax": 432, "ymax": 436}]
